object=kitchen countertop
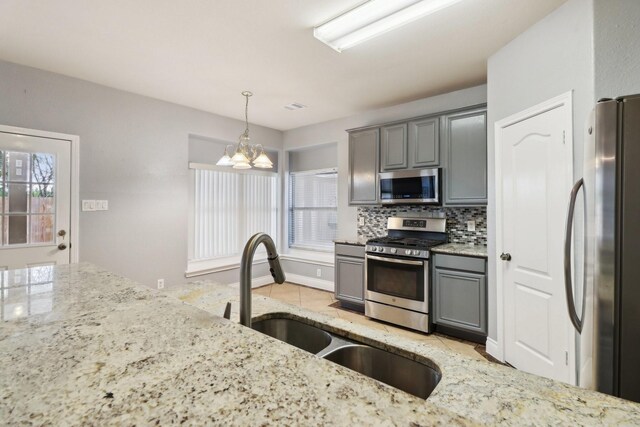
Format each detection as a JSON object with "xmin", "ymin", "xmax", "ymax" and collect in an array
[
  {"xmin": 334, "ymin": 238, "xmax": 367, "ymax": 246},
  {"xmin": 167, "ymin": 282, "xmax": 640, "ymax": 426},
  {"xmin": 3, "ymin": 263, "xmax": 640, "ymax": 426},
  {"xmin": 430, "ymin": 243, "xmax": 488, "ymax": 258},
  {"xmin": 0, "ymin": 263, "xmax": 470, "ymax": 426}
]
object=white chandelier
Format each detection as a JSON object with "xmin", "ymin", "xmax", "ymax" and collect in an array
[{"xmin": 216, "ymin": 91, "xmax": 273, "ymax": 169}]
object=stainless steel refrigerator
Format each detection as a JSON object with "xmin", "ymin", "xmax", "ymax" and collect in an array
[{"xmin": 565, "ymin": 94, "xmax": 640, "ymax": 403}]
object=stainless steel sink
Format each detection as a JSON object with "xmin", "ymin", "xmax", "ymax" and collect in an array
[
  {"xmin": 251, "ymin": 318, "xmax": 333, "ymax": 354},
  {"xmin": 322, "ymin": 344, "xmax": 441, "ymax": 399}
]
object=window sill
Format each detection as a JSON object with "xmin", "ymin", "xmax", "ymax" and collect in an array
[
  {"xmin": 185, "ymin": 256, "xmax": 268, "ymax": 278},
  {"xmin": 281, "ymin": 249, "xmax": 335, "ymax": 267}
]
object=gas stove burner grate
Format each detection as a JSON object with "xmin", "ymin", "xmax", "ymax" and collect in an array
[{"xmin": 367, "ymin": 236, "xmax": 445, "ymax": 249}]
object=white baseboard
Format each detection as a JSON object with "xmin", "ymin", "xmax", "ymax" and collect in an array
[
  {"xmin": 485, "ymin": 337, "xmax": 504, "ymax": 361},
  {"xmin": 284, "ymin": 273, "xmax": 334, "ymax": 292},
  {"xmin": 227, "ymin": 275, "xmax": 274, "ymax": 289}
]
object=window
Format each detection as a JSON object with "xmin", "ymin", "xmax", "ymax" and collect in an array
[
  {"xmin": 288, "ymin": 169, "xmax": 337, "ymax": 251},
  {"xmin": 190, "ymin": 167, "xmax": 278, "ymax": 269}
]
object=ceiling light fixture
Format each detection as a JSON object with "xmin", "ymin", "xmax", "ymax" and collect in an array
[
  {"xmin": 216, "ymin": 91, "xmax": 273, "ymax": 170},
  {"xmin": 314, "ymin": 0, "xmax": 463, "ymax": 52}
]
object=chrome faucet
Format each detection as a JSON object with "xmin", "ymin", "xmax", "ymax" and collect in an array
[{"xmin": 239, "ymin": 233, "xmax": 286, "ymax": 327}]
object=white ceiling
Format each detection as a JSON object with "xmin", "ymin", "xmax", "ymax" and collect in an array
[{"xmin": 0, "ymin": 0, "xmax": 565, "ymax": 131}]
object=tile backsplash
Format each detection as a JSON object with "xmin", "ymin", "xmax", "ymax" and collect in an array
[{"xmin": 357, "ymin": 205, "xmax": 487, "ymax": 245}]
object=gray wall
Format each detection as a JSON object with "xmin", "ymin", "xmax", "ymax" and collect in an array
[
  {"xmin": 282, "ymin": 85, "xmax": 488, "ymax": 243},
  {"xmin": 593, "ymin": 0, "xmax": 640, "ymax": 99},
  {"xmin": 281, "ymin": 259, "xmax": 334, "ymax": 284},
  {"xmin": 0, "ymin": 59, "xmax": 283, "ymax": 288},
  {"xmin": 486, "ymin": 0, "xmax": 595, "ymax": 340},
  {"xmin": 288, "ymin": 143, "xmax": 337, "ymax": 173}
]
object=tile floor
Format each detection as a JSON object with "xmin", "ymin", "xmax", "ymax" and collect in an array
[{"xmin": 255, "ymin": 282, "xmax": 491, "ymax": 362}]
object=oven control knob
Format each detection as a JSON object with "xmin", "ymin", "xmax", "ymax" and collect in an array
[
  {"xmin": 376, "ymin": 246, "xmax": 383, "ymax": 252},
  {"xmin": 413, "ymin": 250, "xmax": 420, "ymax": 256},
  {"xmin": 390, "ymin": 248, "xmax": 397, "ymax": 254},
  {"xmin": 405, "ymin": 249, "xmax": 412, "ymax": 255}
]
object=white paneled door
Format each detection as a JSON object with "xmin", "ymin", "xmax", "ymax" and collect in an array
[
  {"xmin": 0, "ymin": 131, "xmax": 71, "ymax": 269},
  {"xmin": 497, "ymin": 93, "xmax": 573, "ymax": 384}
]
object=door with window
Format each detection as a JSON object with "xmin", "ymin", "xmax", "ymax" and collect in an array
[{"xmin": 0, "ymin": 131, "xmax": 71, "ymax": 270}]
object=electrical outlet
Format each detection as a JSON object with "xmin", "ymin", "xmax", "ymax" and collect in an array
[
  {"xmin": 467, "ymin": 220, "xmax": 476, "ymax": 232},
  {"xmin": 82, "ymin": 200, "xmax": 96, "ymax": 211},
  {"xmin": 95, "ymin": 200, "xmax": 109, "ymax": 211},
  {"xmin": 358, "ymin": 217, "xmax": 365, "ymax": 226},
  {"xmin": 316, "ymin": 269, "xmax": 322, "ymax": 278},
  {"xmin": 157, "ymin": 279, "xmax": 165, "ymax": 289}
]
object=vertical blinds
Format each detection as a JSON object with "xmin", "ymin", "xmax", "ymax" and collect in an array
[
  {"xmin": 194, "ymin": 169, "xmax": 277, "ymax": 260},
  {"xmin": 288, "ymin": 170, "xmax": 337, "ymax": 250}
]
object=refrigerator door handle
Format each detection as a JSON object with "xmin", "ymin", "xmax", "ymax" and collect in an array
[{"xmin": 564, "ymin": 178, "xmax": 584, "ymax": 333}]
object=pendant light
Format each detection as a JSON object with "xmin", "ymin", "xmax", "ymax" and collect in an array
[{"xmin": 216, "ymin": 91, "xmax": 273, "ymax": 170}]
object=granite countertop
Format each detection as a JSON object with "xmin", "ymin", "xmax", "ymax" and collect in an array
[
  {"xmin": 3, "ymin": 264, "xmax": 640, "ymax": 426},
  {"xmin": 430, "ymin": 243, "xmax": 488, "ymax": 258},
  {"xmin": 334, "ymin": 238, "xmax": 367, "ymax": 246},
  {"xmin": 0, "ymin": 263, "xmax": 470, "ymax": 426},
  {"xmin": 167, "ymin": 282, "xmax": 640, "ymax": 426}
]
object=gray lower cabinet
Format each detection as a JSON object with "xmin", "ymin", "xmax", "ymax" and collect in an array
[
  {"xmin": 409, "ymin": 117, "xmax": 439, "ymax": 168},
  {"xmin": 335, "ymin": 244, "xmax": 365, "ymax": 310},
  {"xmin": 348, "ymin": 128, "xmax": 379, "ymax": 205},
  {"xmin": 433, "ymin": 254, "xmax": 487, "ymax": 340},
  {"xmin": 380, "ymin": 123, "xmax": 408, "ymax": 171},
  {"xmin": 442, "ymin": 108, "xmax": 487, "ymax": 205}
]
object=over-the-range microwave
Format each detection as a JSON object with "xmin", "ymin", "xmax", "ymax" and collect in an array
[{"xmin": 379, "ymin": 168, "xmax": 441, "ymax": 205}]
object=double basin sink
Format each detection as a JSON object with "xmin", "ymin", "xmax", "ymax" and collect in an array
[{"xmin": 252, "ymin": 316, "xmax": 441, "ymax": 399}]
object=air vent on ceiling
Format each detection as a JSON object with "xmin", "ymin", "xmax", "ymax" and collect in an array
[{"xmin": 284, "ymin": 102, "xmax": 306, "ymax": 110}]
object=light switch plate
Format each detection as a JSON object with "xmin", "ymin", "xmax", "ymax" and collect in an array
[
  {"xmin": 467, "ymin": 220, "xmax": 476, "ymax": 232},
  {"xmin": 95, "ymin": 200, "xmax": 109, "ymax": 211},
  {"xmin": 82, "ymin": 200, "xmax": 96, "ymax": 211}
]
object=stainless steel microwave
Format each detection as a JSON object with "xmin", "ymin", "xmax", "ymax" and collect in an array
[{"xmin": 379, "ymin": 168, "xmax": 441, "ymax": 205}]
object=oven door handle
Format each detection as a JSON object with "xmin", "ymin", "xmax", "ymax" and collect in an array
[{"xmin": 366, "ymin": 255, "xmax": 424, "ymax": 266}]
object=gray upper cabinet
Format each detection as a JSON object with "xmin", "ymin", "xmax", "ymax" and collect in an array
[
  {"xmin": 349, "ymin": 128, "xmax": 379, "ymax": 205},
  {"xmin": 408, "ymin": 117, "xmax": 439, "ymax": 168},
  {"xmin": 380, "ymin": 123, "xmax": 408, "ymax": 171},
  {"xmin": 442, "ymin": 108, "xmax": 487, "ymax": 205}
]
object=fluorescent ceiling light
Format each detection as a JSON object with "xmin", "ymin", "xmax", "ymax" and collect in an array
[{"xmin": 314, "ymin": 0, "xmax": 463, "ymax": 52}]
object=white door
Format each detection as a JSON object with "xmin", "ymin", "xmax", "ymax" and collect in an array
[
  {"xmin": 0, "ymin": 131, "xmax": 71, "ymax": 269},
  {"xmin": 497, "ymin": 94, "xmax": 573, "ymax": 384}
]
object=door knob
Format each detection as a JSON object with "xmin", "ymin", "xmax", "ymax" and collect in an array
[
  {"xmin": 58, "ymin": 243, "xmax": 67, "ymax": 250},
  {"xmin": 58, "ymin": 230, "xmax": 66, "ymax": 237},
  {"xmin": 500, "ymin": 252, "xmax": 512, "ymax": 261}
]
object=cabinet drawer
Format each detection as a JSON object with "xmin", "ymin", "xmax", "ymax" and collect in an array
[
  {"xmin": 433, "ymin": 253, "xmax": 486, "ymax": 273},
  {"xmin": 335, "ymin": 243, "xmax": 365, "ymax": 258}
]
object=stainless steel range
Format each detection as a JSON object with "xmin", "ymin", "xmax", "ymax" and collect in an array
[{"xmin": 365, "ymin": 217, "xmax": 447, "ymax": 333}]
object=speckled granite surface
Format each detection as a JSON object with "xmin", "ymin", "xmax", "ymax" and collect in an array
[
  {"xmin": 0, "ymin": 263, "xmax": 471, "ymax": 426},
  {"xmin": 170, "ymin": 282, "xmax": 640, "ymax": 426},
  {"xmin": 334, "ymin": 238, "xmax": 367, "ymax": 246},
  {"xmin": 3, "ymin": 263, "xmax": 640, "ymax": 426},
  {"xmin": 430, "ymin": 243, "xmax": 488, "ymax": 258}
]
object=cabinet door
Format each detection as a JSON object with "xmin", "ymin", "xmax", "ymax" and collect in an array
[
  {"xmin": 349, "ymin": 128, "xmax": 379, "ymax": 205},
  {"xmin": 442, "ymin": 108, "xmax": 487, "ymax": 205},
  {"xmin": 433, "ymin": 267, "xmax": 487, "ymax": 334},
  {"xmin": 380, "ymin": 123, "xmax": 408, "ymax": 171},
  {"xmin": 409, "ymin": 117, "xmax": 439, "ymax": 168},
  {"xmin": 335, "ymin": 255, "xmax": 365, "ymax": 306}
]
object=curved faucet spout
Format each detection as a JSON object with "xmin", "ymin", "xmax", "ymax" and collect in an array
[{"xmin": 240, "ymin": 233, "xmax": 286, "ymax": 327}]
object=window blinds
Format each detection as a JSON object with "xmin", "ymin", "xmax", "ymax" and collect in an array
[
  {"xmin": 193, "ymin": 169, "xmax": 278, "ymax": 261},
  {"xmin": 288, "ymin": 170, "xmax": 337, "ymax": 250}
]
